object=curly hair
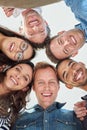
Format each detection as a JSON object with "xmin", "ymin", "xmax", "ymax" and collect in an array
[{"xmin": 0, "ymin": 60, "xmax": 34, "ymax": 127}]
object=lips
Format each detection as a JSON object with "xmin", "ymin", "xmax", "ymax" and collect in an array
[
  {"xmin": 73, "ymin": 68, "xmax": 84, "ymax": 82},
  {"xmin": 29, "ymin": 20, "xmax": 39, "ymax": 26},
  {"xmin": 27, "ymin": 15, "xmax": 40, "ymax": 27},
  {"xmin": 70, "ymin": 35, "xmax": 77, "ymax": 46},
  {"xmin": 9, "ymin": 42, "xmax": 15, "ymax": 52},
  {"xmin": 41, "ymin": 93, "xmax": 52, "ymax": 97},
  {"xmin": 10, "ymin": 76, "xmax": 18, "ymax": 85}
]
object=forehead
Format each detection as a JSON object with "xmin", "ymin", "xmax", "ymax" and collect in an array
[
  {"xmin": 58, "ymin": 60, "xmax": 73, "ymax": 72},
  {"xmin": 50, "ymin": 37, "xmax": 68, "ymax": 59},
  {"xmin": 24, "ymin": 10, "xmax": 41, "ymax": 18},
  {"xmin": 35, "ymin": 67, "xmax": 56, "ymax": 79},
  {"xmin": 14, "ymin": 64, "xmax": 32, "ymax": 72}
]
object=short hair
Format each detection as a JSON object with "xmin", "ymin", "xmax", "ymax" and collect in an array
[
  {"xmin": 29, "ymin": 35, "xmax": 51, "ymax": 49},
  {"xmin": 33, "ymin": 62, "xmax": 59, "ymax": 83}
]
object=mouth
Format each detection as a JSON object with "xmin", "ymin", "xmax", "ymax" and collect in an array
[
  {"xmin": 70, "ymin": 35, "xmax": 77, "ymax": 46},
  {"xmin": 41, "ymin": 93, "xmax": 52, "ymax": 97},
  {"xmin": 27, "ymin": 15, "xmax": 40, "ymax": 27},
  {"xmin": 10, "ymin": 76, "xmax": 18, "ymax": 85},
  {"xmin": 29, "ymin": 20, "xmax": 39, "ymax": 26},
  {"xmin": 9, "ymin": 42, "xmax": 15, "ymax": 52},
  {"xmin": 73, "ymin": 68, "xmax": 84, "ymax": 82}
]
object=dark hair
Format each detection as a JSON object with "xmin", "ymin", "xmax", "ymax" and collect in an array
[
  {"xmin": 0, "ymin": 59, "xmax": 34, "ymax": 89},
  {"xmin": 0, "ymin": 26, "xmax": 31, "ymax": 44},
  {"xmin": 0, "ymin": 26, "xmax": 36, "ymax": 60},
  {"xmin": 0, "ymin": 89, "xmax": 31, "ymax": 127},
  {"xmin": 0, "ymin": 60, "xmax": 34, "ymax": 127},
  {"xmin": 29, "ymin": 35, "xmax": 51, "ymax": 49}
]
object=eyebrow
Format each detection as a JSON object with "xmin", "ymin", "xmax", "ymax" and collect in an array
[
  {"xmin": 68, "ymin": 61, "xmax": 73, "ymax": 66},
  {"xmin": 63, "ymin": 49, "xmax": 68, "ymax": 55},
  {"xmin": 63, "ymin": 71, "xmax": 66, "ymax": 80},
  {"xmin": 21, "ymin": 41, "xmax": 28, "ymax": 51},
  {"xmin": 62, "ymin": 61, "xmax": 73, "ymax": 79}
]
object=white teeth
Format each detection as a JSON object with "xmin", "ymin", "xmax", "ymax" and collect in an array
[
  {"xmin": 10, "ymin": 43, "xmax": 14, "ymax": 52},
  {"xmin": 71, "ymin": 36, "xmax": 76, "ymax": 43},
  {"xmin": 10, "ymin": 77, "xmax": 17, "ymax": 85},
  {"xmin": 42, "ymin": 93, "xmax": 51, "ymax": 96},
  {"xmin": 30, "ymin": 20, "xmax": 38, "ymax": 25},
  {"xmin": 76, "ymin": 71, "xmax": 83, "ymax": 80}
]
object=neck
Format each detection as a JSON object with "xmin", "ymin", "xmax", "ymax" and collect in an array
[
  {"xmin": 0, "ymin": 83, "xmax": 10, "ymax": 95},
  {"xmin": 80, "ymin": 84, "xmax": 87, "ymax": 91}
]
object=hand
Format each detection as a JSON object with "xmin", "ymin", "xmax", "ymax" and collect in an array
[
  {"xmin": 74, "ymin": 101, "xmax": 87, "ymax": 121},
  {"xmin": 0, "ymin": 64, "xmax": 7, "ymax": 72},
  {"xmin": 2, "ymin": 7, "xmax": 14, "ymax": 17}
]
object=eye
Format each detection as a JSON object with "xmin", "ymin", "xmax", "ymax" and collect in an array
[
  {"xmin": 21, "ymin": 42, "xmax": 28, "ymax": 51},
  {"xmin": 23, "ymin": 76, "xmax": 29, "ymax": 82},
  {"xmin": 38, "ymin": 81, "xmax": 44, "ymax": 86},
  {"xmin": 49, "ymin": 81, "xmax": 56, "ymax": 86},
  {"xmin": 16, "ymin": 52, "xmax": 23, "ymax": 61},
  {"xmin": 15, "ymin": 67, "xmax": 20, "ymax": 72},
  {"xmin": 64, "ymin": 49, "xmax": 69, "ymax": 54}
]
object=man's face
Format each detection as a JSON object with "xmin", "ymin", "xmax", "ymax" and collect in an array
[
  {"xmin": 33, "ymin": 67, "xmax": 60, "ymax": 109},
  {"xmin": 57, "ymin": 59, "xmax": 87, "ymax": 87},
  {"xmin": 50, "ymin": 29, "xmax": 85, "ymax": 59},
  {"xmin": 23, "ymin": 10, "xmax": 47, "ymax": 44}
]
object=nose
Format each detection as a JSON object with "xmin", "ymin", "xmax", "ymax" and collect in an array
[
  {"xmin": 64, "ymin": 40, "xmax": 70, "ymax": 46},
  {"xmin": 16, "ymin": 74, "xmax": 21, "ymax": 79},
  {"xmin": 32, "ymin": 26, "xmax": 39, "ymax": 32},
  {"xmin": 44, "ymin": 84, "xmax": 50, "ymax": 91}
]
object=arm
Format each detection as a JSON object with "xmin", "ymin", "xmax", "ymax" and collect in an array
[
  {"xmin": 2, "ymin": 7, "xmax": 22, "ymax": 17},
  {"xmin": 2, "ymin": 7, "xmax": 15, "ymax": 17}
]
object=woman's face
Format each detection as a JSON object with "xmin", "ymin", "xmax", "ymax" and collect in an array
[
  {"xmin": 3, "ymin": 63, "xmax": 33, "ymax": 91},
  {"xmin": 2, "ymin": 37, "xmax": 33, "ymax": 61}
]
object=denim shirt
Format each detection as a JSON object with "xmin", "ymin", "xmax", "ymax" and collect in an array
[
  {"xmin": 12, "ymin": 102, "xmax": 82, "ymax": 130},
  {"xmin": 64, "ymin": 0, "xmax": 87, "ymax": 40}
]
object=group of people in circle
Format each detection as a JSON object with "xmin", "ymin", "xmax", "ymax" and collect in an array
[{"xmin": 0, "ymin": 0, "xmax": 87, "ymax": 130}]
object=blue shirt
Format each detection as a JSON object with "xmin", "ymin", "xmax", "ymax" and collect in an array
[
  {"xmin": 64, "ymin": 0, "xmax": 87, "ymax": 39},
  {"xmin": 12, "ymin": 102, "xmax": 82, "ymax": 130}
]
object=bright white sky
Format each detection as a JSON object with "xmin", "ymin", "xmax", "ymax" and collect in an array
[{"xmin": 0, "ymin": 1, "xmax": 87, "ymax": 110}]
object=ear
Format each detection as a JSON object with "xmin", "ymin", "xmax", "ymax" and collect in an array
[
  {"xmin": 65, "ymin": 84, "xmax": 73, "ymax": 89},
  {"xmin": 57, "ymin": 30, "xmax": 65, "ymax": 35},
  {"xmin": 22, "ymin": 86, "xmax": 29, "ymax": 92},
  {"xmin": 71, "ymin": 51, "xmax": 78, "ymax": 57}
]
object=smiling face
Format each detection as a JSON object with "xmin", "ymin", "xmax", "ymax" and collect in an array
[
  {"xmin": 57, "ymin": 59, "xmax": 87, "ymax": 87},
  {"xmin": 23, "ymin": 9, "xmax": 47, "ymax": 44},
  {"xmin": 33, "ymin": 67, "xmax": 60, "ymax": 109},
  {"xmin": 3, "ymin": 63, "xmax": 33, "ymax": 91},
  {"xmin": 50, "ymin": 29, "xmax": 85, "ymax": 59},
  {"xmin": 2, "ymin": 37, "xmax": 33, "ymax": 61}
]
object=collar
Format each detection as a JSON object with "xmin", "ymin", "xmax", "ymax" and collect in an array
[{"xmin": 34, "ymin": 102, "xmax": 66, "ymax": 112}]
